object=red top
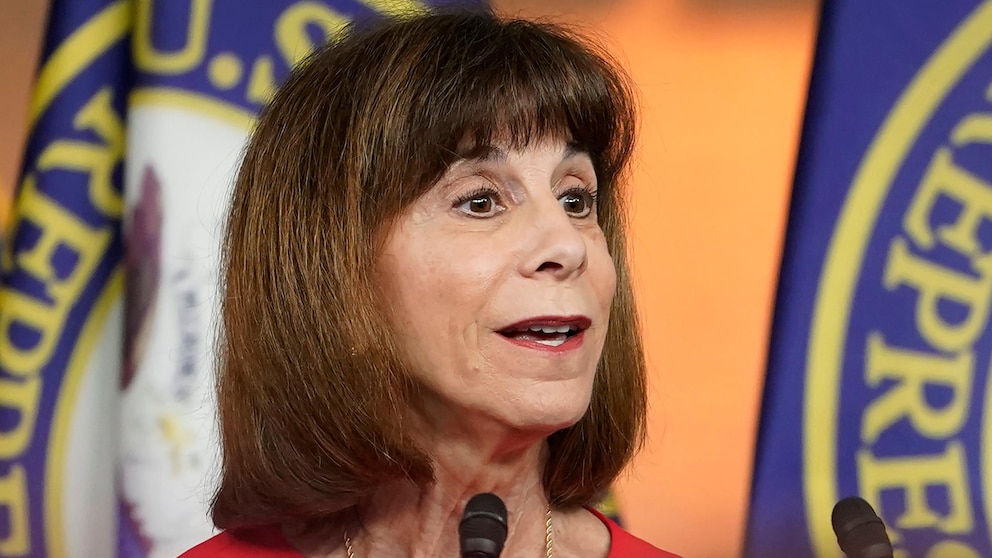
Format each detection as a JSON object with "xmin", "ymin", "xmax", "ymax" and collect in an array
[
  {"xmin": 180, "ymin": 507, "xmax": 681, "ymax": 557},
  {"xmin": 586, "ymin": 507, "xmax": 682, "ymax": 558}
]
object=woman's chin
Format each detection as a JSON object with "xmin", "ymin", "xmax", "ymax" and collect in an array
[{"xmin": 493, "ymin": 396, "xmax": 591, "ymax": 436}]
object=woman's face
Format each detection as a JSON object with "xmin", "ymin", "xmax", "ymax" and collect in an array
[{"xmin": 378, "ymin": 139, "xmax": 617, "ymax": 436}]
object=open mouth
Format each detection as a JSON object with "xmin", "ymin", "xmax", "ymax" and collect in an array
[{"xmin": 498, "ymin": 317, "xmax": 591, "ymax": 348}]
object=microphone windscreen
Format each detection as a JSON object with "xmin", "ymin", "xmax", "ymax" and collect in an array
[
  {"xmin": 459, "ymin": 493, "xmax": 508, "ymax": 558},
  {"xmin": 831, "ymin": 497, "xmax": 894, "ymax": 558}
]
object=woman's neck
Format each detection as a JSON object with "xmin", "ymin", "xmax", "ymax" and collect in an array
[
  {"xmin": 354, "ymin": 435, "xmax": 551, "ymax": 557},
  {"xmin": 287, "ymin": 433, "xmax": 611, "ymax": 558},
  {"xmin": 288, "ymin": 405, "xmax": 610, "ymax": 557}
]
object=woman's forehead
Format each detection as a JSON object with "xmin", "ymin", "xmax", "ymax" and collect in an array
[{"xmin": 453, "ymin": 132, "xmax": 585, "ymax": 161}]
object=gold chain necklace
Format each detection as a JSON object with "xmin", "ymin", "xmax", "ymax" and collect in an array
[{"xmin": 343, "ymin": 505, "xmax": 554, "ymax": 557}]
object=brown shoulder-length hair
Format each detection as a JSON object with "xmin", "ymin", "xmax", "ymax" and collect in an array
[{"xmin": 212, "ymin": 9, "xmax": 645, "ymax": 530}]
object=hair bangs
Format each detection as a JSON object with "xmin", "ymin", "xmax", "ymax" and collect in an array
[{"xmin": 405, "ymin": 15, "xmax": 635, "ymax": 183}]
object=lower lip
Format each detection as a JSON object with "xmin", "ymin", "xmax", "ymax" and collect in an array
[{"xmin": 498, "ymin": 331, "xmax": 586, "ymax": 353}]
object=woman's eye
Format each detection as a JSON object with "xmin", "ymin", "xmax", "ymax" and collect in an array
[
  {"xmin": 467, "ymin": 197, "xmax": 493, "ymax": 213},
  {"xmin": 559, "ymin": 188, "xmax": 596, "ymax": 218},
  {"xmin": 455, "ymin": 189, "xmax": 503, "ymax": 217}
]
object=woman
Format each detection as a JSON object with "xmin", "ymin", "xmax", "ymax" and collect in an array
[{"xmin": 182, "ymin": 8, "xmax": 680, "ymax": 557}]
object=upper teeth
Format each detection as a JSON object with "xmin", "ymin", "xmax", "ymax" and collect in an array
[{"xmin": 528, "ymin": 325, "xmax": 574, "ymax": 334}]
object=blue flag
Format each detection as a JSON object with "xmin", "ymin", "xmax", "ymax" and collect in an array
[
  {"xmin": 746, "ymin": 2, "xmax": 992, "ymax": 556},
  {"xmin": 1, "ymin": 1, "xmax": 129, "ymax": 556},
  {"xmin": 1, "ymin": 2, "xmax": 482, "ymax": 557}
]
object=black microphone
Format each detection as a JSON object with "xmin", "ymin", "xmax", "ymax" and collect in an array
[
  {"xmin": 831, "ymin": 496, "xmax": 894, "ymax": 558},
  {"xmin": 459, "ymin": 493, "xmax": 508, "ymax": 558}
]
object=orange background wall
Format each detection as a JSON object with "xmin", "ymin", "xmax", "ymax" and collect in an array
[{"xmin": 0, "ymin": 2, "xmax": 818, "ymax": 557}]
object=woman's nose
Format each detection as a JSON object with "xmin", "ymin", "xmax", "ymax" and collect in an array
[{"xmin": 517, "ymin": 196, "xmax": 588, "ymax": 281}]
